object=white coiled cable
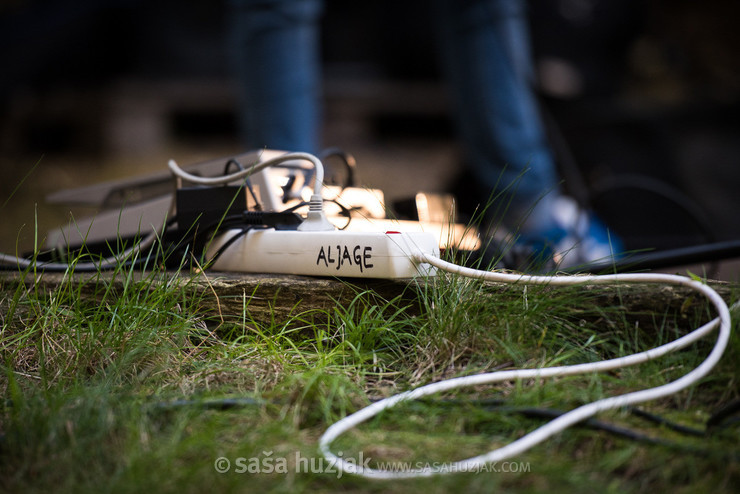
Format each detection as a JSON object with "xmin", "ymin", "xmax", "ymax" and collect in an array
[{"xmin": 319, "ymin": 252, "xmax": 733, "ymax": 479}]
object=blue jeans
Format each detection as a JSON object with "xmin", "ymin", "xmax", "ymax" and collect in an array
[
  {"xmin": 229, "ymin": 0, "xmax": 324, "ymax": 154},
  {"xmin": 229, "ymin": 0, "xmax": 558, "ymax": 218},
  {"xmin": 433, "ymin": 0, "xmax": 559, "ymax": 219}
]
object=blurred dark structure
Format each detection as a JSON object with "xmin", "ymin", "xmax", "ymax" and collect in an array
[
  {"xmin": 527, "ymin": 0, "xmax": 740, "ymax": 252},
  {"xmin": 1, "ymin": 0, "xmax": 739, "ymax": 255}
]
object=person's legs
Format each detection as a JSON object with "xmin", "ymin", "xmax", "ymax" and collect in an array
[
  {"xmin": 229, "ymin": 0, "xmax": 324, "ymax": 154},
  {"xmin": 434, "ymin": 0, "xmax": 558, "ymax": 229},
  {"xmin": 434, "ymin": 0, "xmax": 621, "ymax": 267}
]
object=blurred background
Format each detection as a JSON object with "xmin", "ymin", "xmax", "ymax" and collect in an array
[{"xmin": 1, "ymin": 0, "xmax": 739, "ymax": 277}]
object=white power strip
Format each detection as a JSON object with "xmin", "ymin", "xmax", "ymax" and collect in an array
[{"xmin": 208, "ymin": 229, "xmax": 440, "ymax": 278}]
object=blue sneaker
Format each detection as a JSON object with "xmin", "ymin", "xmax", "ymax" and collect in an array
[{"xmin": 516, "ymin": 196, "xmax": 623, "ymax": 270}]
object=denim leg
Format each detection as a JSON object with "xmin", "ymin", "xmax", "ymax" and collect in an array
[
  {"xmin": 434, "ymin": 0, "xmax": 559, "ymax": 222},
  {"xmin": 229, "ymin": 0, "xmax": 324, "ymax": 154}
]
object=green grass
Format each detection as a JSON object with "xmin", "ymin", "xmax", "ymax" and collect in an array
[{"xmin": 1, "ymin": 247, "xmax": 739, "ymax": 493}]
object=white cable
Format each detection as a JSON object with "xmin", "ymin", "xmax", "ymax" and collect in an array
[
  {"xmin": 0, "ymin": 230, "xmax": 160, "ymax": 271},
  {"xmin": 2, "ymin": 152, "xmax": 330, "ymax": 270},
  {"xmin": 319, "ymin": 252, "xmax": 733, "ymax": 479},
  {"xmin": 169, "ymin": 151, "xmax": 334, "ymax": 231},
  {"xmin": 167, "ymin": 151, "xmax": 325, "ymax": 197}
]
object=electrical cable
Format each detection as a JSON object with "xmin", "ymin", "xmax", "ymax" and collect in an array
[
  {"xmin": 150, "ymin": 396, "xmax": 265, "ymax": 411},
  {"xmin": 319, "ymin": 147, "xmax": 358, "ymax": 188},
  {"xmin": 536, "ymin": 97, "xmax": 592, "ymax": 207},
  {"xmin": 3, "ymin": 150, "xmax": 733, "ymax": 475},
  {"xmin": 142, "ymin": 393, "xmax": 733, "ymax": 457},
  {"xmin": 330, "ymin": 200, "xmax": 354, "ymax": 230},
  {"xmin": 626, "ymin": 406, "xmax": 705, "ymax": 437},
  {"xmin": 590, "ymin": 174, "xmax": 717, "ymax": 246},
  {"xmin": 168, "ymin": 151, "xmax": 325, "ymax": 197},
  {"xmin": 224, "ymin": 158, "xmax": 262, "ymax": 209},
  {"xmin": 706, "ymin": 398, "xmax": 740, "ymax": 431},
  {"xmin": 571, "ymin": 239, "xmax": 740, "ymax": 275},
  {"xmin": 169, "ymin": 151, "xmax": 333, "ymax": 232},
  {"xmin": 0, "ymin": 227, "xmax": 162, "ymax": 272},
  {"xmin": 476, "ymin": 406, "xmax": 707, "ymax": 452},
  {"xmin": 589, "ymin": 173, "xmax": 720, "ymax": 278},
  {"xmin": 421, "ymin": 398, "xmax": 707, "ymax": 440},
  {"xmin": 202, "ymin": 227, "xmax": 252, "ymax": 266},
  {"xmin": 224, "ymin": 158, "xmax": 244, "ymax": 174},
  {"xmin": 1, "ymin": 153, "xmax": 329, "ymax": 272},
  {"xmin": 319, "ymin": 253, "xmax": 734, "ymax": 479},
  {"xmin": 171, "ymin": 209, "xmax": 304, "ymax": 268}
]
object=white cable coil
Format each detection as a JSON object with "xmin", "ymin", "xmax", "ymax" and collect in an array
[{"xmin": 319, "ymin": 252, "xmax": 733, "ymax": 480}]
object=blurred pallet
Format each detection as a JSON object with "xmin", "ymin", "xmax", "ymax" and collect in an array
[{"xmin": 103, "ymin": 78, "xmax": 239, "ymax": 154}]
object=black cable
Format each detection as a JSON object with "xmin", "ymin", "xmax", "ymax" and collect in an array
[
  {"xmin": 707, "ymin": 399, "xmax": 740, "ymax": 431},
  {"xmin": 497, "ymin": 406, "xmax": 679, "ymax": 447},
  {"xmin": 150, "ymin": 396, "xmax": 265, "ymax": 412},
  {"xmin": 627, "ymin": 407, "xmax": 705, "ymax": 437},
  {"xmin": 202, "ymin": 226, "xmax": 254, "ymax": 266},
  {"xmin": 569, "ymin": 239, "xmax": 740, "ymax": 274},
  {"xmin": 144, "ymin": 392, "xmax": 738, "ymax": 458},
  {"xmin": 0, "ymin": 216, "xmax": 182, "ymax": 273},
  {"xmin": 178, "ymin": 210, "xmax": 304, "ymax": 268},
  {"xmin": 224, "ymin": 158, "xmax": 244, "ymax": 174},
  {"xmin": 319, "ymin": 147, "xmax": 358, "ymax": 188},
  {"xmin": 223, "ymin": 158, "xmax": 262, "ymax": 210},
  {"xmin": 0, "ymin": 207, "xmax": 305, "ymax": 273},
  {"xmin": 0, "ymin": 256, "xmax": 150, "ymax": 273},
  {"xmin": 536, "ymin": 88, "xmax": 721, "ymax": 274},
  {"xmin": 590, "ymin": 173, "xmax": 718, "ymax": 246},
  {"xmin": 408, "ymin": 397, "xmax": 737, "ymax": 457},
  {"xmin": 327, "ymin": 199, "xmax": 354, "ymax": 230},
  {"xmin": 537, "ymin": 97, "xmax": 592, "ymax": 207}
]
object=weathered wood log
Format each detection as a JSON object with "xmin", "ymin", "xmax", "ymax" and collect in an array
[
  {"xmin": 1, "ymin": 270, "xmax": 734, "ymax": 330},
  {"xmin": 0, "ymin": 270, "xmax": 422, "ymax": 326},
  {"xmin": 186, "ymin": 272, "xmax": 423, "ymax": 324}
]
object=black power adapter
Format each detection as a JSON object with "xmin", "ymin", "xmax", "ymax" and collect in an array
[
  {"xmin": 175, "ymin": 185, "xmax": 304, "ymax": 234},
  {"xmin": 175, "ymin": 186, "xmax": 247, "ymax": 232}
]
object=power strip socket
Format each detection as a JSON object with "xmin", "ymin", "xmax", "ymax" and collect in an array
[{"xmin": 208, "ymin": 230, "xmax": 439, "ymax": 279}]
